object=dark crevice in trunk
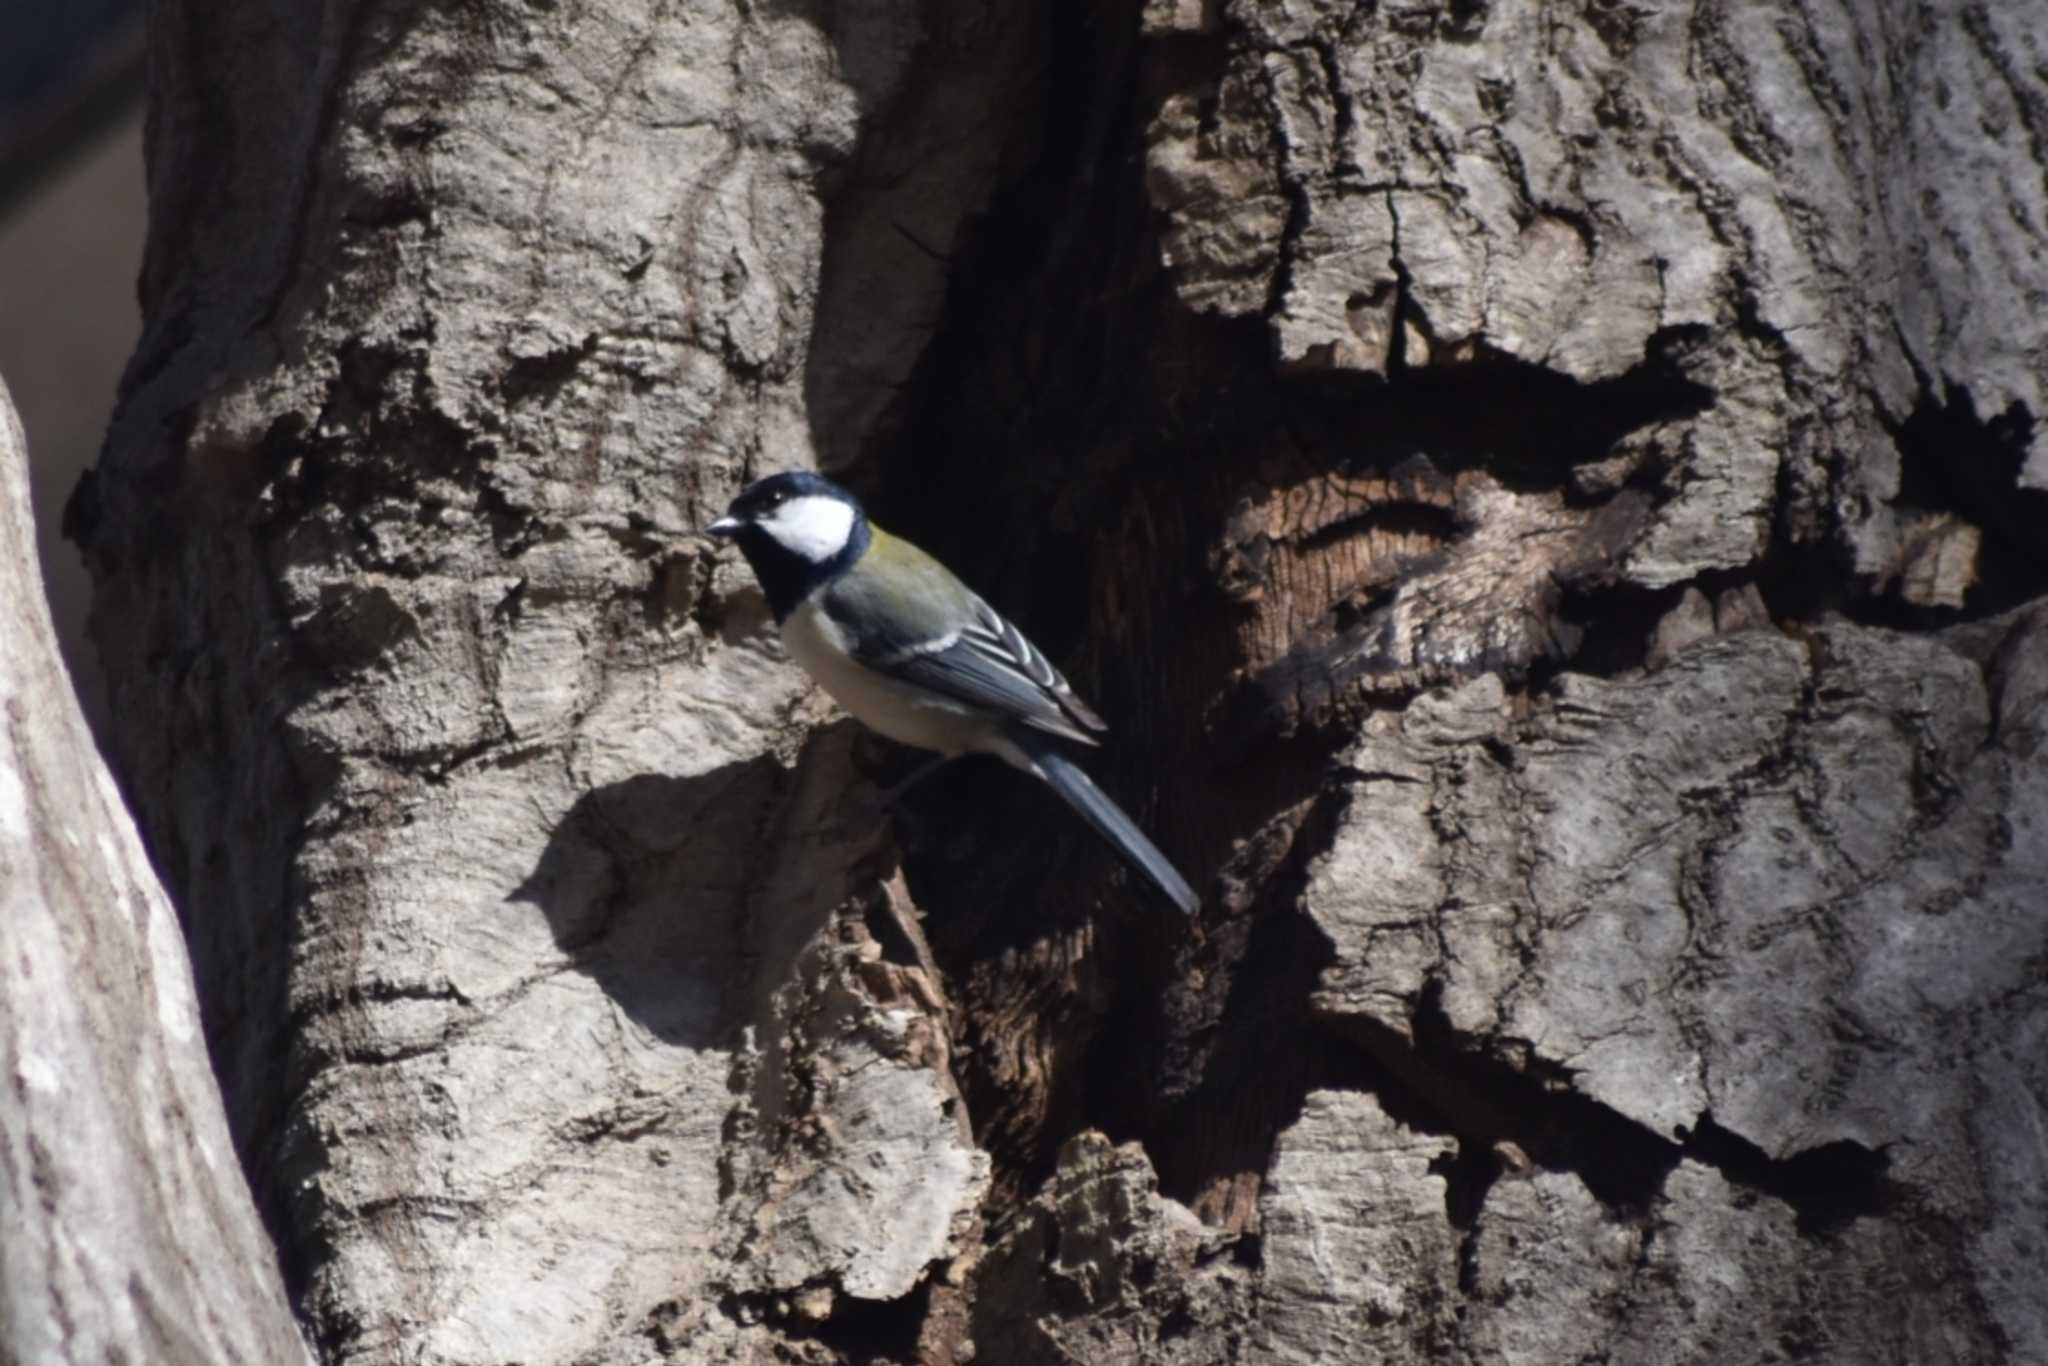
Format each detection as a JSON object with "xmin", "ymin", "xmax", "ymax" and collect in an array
[
  {"xmin": 860, "ymin": 0, "xmax": 1736, "ymax": 1237},
  {"xmin": 1403, "ymin": 979, "xmax": 1681, "ymax": 1215},
  {"xmin": 1533, "ymin": 563, "xmax": 1774, "ymax": 683},
  {"xmin": 1887, "ymin": 382, "xmax": 2047, "ymax": 619},
  {"xmin": 1112, "ymin": 767, "xmax": 1352, "ymax": 1225},
  {"xmin": 1675, "ymin": 1115, "xmax": 1896, "ymax": 1236},
  {"xmin": 1428, "ymin": 1137, "xmax": 1503, "ymax": 1298},
  {"xmin": 871, "ymin": 0, "xmax": 1198, "ymax": 1215},
  {"xmin": 715, "ymin": 1280, "xmax": 934, "ymax": 1366},
  {"xmin": 1274, "ymin": 348, "xmax": 1713, "ymax": 490},
  {"xmin": 856, "ymin": 0, "xmax": 1284, "ymax": 1208},
  {"xmin": 1320, "ymin": 978, "xmax": 1902, "ymax": 1238}
]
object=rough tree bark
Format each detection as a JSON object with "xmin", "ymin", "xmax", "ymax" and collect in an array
[
  {"xmin": 0, "ymin": 377, "xmax": 307, "ymax": 1364},
  {"xmin": 67, "ymin": 1, "xmax": 2047, "ymax": 1363}
]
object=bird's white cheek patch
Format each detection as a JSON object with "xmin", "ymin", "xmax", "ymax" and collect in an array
[{"xmin": 762, "ymin": 495, "xmax": 857, "ymax": 563}]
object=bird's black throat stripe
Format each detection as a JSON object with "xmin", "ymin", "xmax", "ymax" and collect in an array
[{"xmin": 738, "ymin": 515, "xmax": 871, "ymax": 623}]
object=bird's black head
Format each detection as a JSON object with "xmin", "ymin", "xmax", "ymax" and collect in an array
[{"xmin": 708, "ymin": 471, "xmax": 871, "ymax": 621}]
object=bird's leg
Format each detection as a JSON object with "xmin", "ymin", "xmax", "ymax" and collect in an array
[
  {"xmin": 867, "ymin": 754, "xmax": 961, "ymax": 852},
  {"xmin": 877, "ymin": 753, "xmax": 957, "ymax": 809}
]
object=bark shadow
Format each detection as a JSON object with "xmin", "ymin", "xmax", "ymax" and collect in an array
[{"xmin": 510, "ymin": 758, "xmax": 789, "ymax": 1049}]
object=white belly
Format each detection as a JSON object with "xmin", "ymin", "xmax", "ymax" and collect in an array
[{"xmin": 781, "ymin": 599, "xmax": 989, "ymax": 757}]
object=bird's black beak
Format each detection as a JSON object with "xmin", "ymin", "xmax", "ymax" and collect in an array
[{"xmin": 707, "ymin": 516, "xmax": 742, "ymax": 539}]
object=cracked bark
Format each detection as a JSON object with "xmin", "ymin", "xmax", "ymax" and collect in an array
[{"xmin": 57, "ymin": 0, "xmax": 2048, "ymax": 1362}]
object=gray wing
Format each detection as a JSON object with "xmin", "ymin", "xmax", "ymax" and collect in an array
[{"xmin": 831, "ymin": 583, "xmax": 1107, "ymax": 746}]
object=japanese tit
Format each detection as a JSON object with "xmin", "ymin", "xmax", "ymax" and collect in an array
[{"xmin": 708, "ymin": 471, "xmax": 1198, "ymax": 915}]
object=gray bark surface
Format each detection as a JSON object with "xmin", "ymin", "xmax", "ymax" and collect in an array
[
  {"xmin": 0, "ymin": 376, "xmax": 308, "ymax": 1365},
  {"xmin": 66, "ymin": 0, "xmax": 2048, "ymax": 1362}
]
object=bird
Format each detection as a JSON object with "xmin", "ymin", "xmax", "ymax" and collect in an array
[{"xmin": 707, "ymin": 470, "xmax": 1199, "ymax": 915}]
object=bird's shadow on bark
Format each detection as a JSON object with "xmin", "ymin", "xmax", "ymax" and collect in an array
[{"xmin": 507, "ymin": 757, "xmax": 791, "ymax": 1050}]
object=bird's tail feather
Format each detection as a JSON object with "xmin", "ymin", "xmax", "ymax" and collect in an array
[{"xmin": 1010, "ymin": 731, "xmax": 1199, "ymax": 915}]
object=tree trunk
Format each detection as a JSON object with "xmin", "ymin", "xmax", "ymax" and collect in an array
[
  {"xmin": 0, "ymin": 376, "xmax": 307, "ymax": 1365},
  {"xmin": 71, "ymin": 1, "xmax": 2048, "ymax": 1363}
]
